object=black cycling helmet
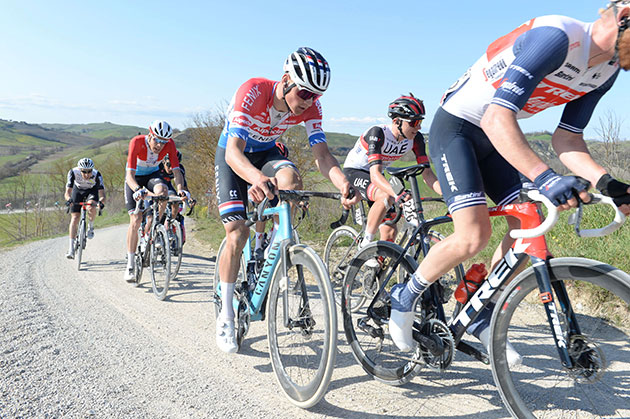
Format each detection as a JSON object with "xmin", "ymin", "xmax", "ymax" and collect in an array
[
  {"xmin": 164, "ymin": 151, "xmax": 182, "ymax": 164},
  {"xmin": 388, "ymin": 93, "xmax": 426, "ymax": 121}
]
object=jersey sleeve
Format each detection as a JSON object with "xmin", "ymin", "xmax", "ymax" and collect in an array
[
  {"xmin": 166, "ymin": 142, "xmax": 180, "ymax": 169},
  {"xmin": 558, "ymin": 69, "xmax": 619, "ymax": 133},
  {"xmin": 303, "ymin": 100, "xmax": 326, "ymax": 146},
  {"xmin": 412, "ymin": 133, "xmax": 430, "ymax": 164},
  {"xmin": 95, "ymin": 172, "xmax": 105, "ymax": 190},
  {"xmin": 364, "ymin": 127, "xmax": 386, "ymax": 167},
  {"xmin": 66, "ymin": 169, "xmax": 74, "ymax": 188},
  {"xmin": 126, "ymin": 136, "xmax": 141, "ymax": 172},
  {"xmin": 492, "ymin": 26, "xmax": 569, "ymax": 113}
]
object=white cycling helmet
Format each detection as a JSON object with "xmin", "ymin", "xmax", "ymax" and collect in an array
[
  {"xmin": 283, "ymin": 47, "xmax": 331, "ymax": 95},
  {"xmin": 149, "ymin": 120, "xmax": 173, "ymax": 141},
  {"xmin": 77, "ymin": 158, "xmax": 94, "ymax": 170}
]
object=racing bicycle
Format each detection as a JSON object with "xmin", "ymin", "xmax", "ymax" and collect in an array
[
  {"xmin": 342, "ymin": 183, "xmax": 628, "ymax": 418},
  {"xmin": 67, "ymin": 200, "xmax": 102, "ymax": 271},
  {"xmin": 212, "ymin": 190, "xmax": 339, "ymax": 408}
]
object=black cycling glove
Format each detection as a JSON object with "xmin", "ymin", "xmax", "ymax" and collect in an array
[
  {"xmin": 596, "ymin": 174, "xmax": 630, "ymax": 206},
  {"xmin": 534, "ymin": 169, "xmax": 587, "ymax": 206}
]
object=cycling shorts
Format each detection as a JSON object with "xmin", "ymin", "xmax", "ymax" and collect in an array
[
  {"xmin": 124, "ymin": 171, "xmax": 167, "ymax": 213},
  {"xmin": 215, "ymin": 146, "xmax": 298, "ymax": 224},
  {"xmin": 429, "ymin": 107, "xmax": 522, "ymax": 214},
  {"xmin": 343, "ymin": 168, "xmax": 397, "ymax": 221},
  {"xmin": 71, "ymin": 186, "xmax": 99, "ymax": 213}
]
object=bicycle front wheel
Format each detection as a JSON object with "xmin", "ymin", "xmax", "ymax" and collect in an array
[
  {"xmin": 150, "ymin": 224, "xmax": 171, "ymax": 301},
  {"xmin": 491, "ymin": 257, "xmax": 630, "ymax": 419},
  {"xmin": 323, "ymin": 225, "xmax": 360, "ymax": 309},
  {"xmin": 342, "ymin": 240, "xmax": 423, "ymax": 385},
  {"xmin": 267, "ymin": 244, "xmax": 337, "ymax": 408},
  {"xmin": 76, "ymin": 217, "xmax": 85, "ymax": 271}
]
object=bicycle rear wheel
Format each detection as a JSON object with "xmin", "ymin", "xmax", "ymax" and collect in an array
[
  {"xmin": 323, "ymin": 225, "xmax": 360, "ymax": 309},
  {"xmin": 76, "ymin": 216, "xmax": 85, "ymax": 270},
  {"xmin": 267, "ymin": 244, "xmax": 336, "ymax": 408},
  {"xmin": 150, "ymin": 224, "xmax": 171, "ymax": 301},
  {"xmin": 168, "ymin": 220, "xmax": 183, "ymax": 280},
  {"xmin": 491, "ymin": 257, "xmax": 630, "ymax": 419},
  {"xmin": 342, "ymin": 240, "xmax": 423, "ymax": 385}
]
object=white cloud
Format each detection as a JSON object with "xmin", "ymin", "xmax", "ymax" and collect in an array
[{"xmin": 329, "ymin": 116, "xmax": 389, "ymax": 124}]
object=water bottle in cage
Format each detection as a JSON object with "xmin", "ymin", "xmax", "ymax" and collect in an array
[{"xmin": 454, "ymin": 263, "xmax": 487, "ymax": 304}]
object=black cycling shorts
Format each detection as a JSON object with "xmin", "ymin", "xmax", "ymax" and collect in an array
[
  {"xmin": 71, "ymin": 186, "xmax": 99, "ymax": 213},
  {"xmin": 124, "ymin": 171, "xmax": 167, "ymax": 213},
  {"xmin": 215, "ymin": 145, "xmax": 298, "ymax": 224},
  {"xmin": 429, "ymin": 107, "xmax": 522, "ymax": 214},
  {"xmin": 343, "ymin": 167, "xmax": 397, "ymax": 221}
]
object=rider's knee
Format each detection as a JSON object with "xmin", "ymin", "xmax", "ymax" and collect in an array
[
  {"xmin": 276, "ymin": 167, "xmax": 302, "ymax": 190},
  {"xmin": 225, "ymin": 223, "xmax": 249, "ymax": 248}
]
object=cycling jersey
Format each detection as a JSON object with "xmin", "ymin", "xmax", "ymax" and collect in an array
[
  {"xmin": 441, "ymin": 15, "xmax": 620, "ymax": 133},
  {"xmin": 343, "ymin": 125, "xmax": 428, "ymax": 171},
  {"xmin": 126, "ymin": 135, "xmax": 180, "ymax": 176},
  {"xmin": 217, "ymin": 78, "xmax": 326, "ymax": 153},
  {"xmin": 66, "ymin": 167, "xmax": 105, "ymax": 191},
  {"xmin": 159, "ymin": 162, "xmax": 188, "ymax": 193}
]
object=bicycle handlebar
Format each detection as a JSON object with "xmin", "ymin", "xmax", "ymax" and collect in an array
[{"xmin": 510, "ymin": 190, "xmax": 625, "ymax": 239}]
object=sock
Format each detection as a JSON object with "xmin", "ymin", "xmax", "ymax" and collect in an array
[
  {"xmin": 396, "ymin": 270, "xmax": 431, "ymax": 311},
  {"xmin": 88, "ymin": 221, "xmax": 94, "ymax": 230},
  {"xmin": 69, "ymin": 238, "xmax": 75, "ymax": 252},
  {"xmin": 127, "ymin": 252, "xmax": 135, "ymax": 268},
  {"xmin": 220, "ymin": 281, "xmax": 236, "ymax": 320}
]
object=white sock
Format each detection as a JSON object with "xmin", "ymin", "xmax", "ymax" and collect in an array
[
  {"xmin": 360, "ymin": 232, "xmax": 374, "ymax": 248},
  {"xmin": 69, "ymin": 238, "xmax": 75, "ymax": 252},
  {"xmin": 89, "ymin": 221, "xmax": 94, "ymax": 230},
  {"xmin": 127, "ymin": 253, "xmax": 135, "ymax": 268},
  {"xmin": 220, "ymin": 281, "xmax": 236, "ymax": 320}
]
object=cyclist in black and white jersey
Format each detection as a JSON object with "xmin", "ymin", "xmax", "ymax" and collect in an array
[
  {"xmin": 343, "ymin": 94, "xmax": 441, "ymax": 253},
  {"xmin": 389, "ymin": 2, "xmax": 630, "ymax": 365},
  {"xmin": 64, "ymin": 158, "xmax": 106, "ymax": 259}
]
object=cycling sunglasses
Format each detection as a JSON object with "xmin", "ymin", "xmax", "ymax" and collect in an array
[
  {"xmin": 81, "ymin": 169, "xmax": 92, "ymax": 174},
  {"xmin": 405, "ymin": 118, "xmax": 423, "ymax": 128},
  {"xmin": 150, "ymin": 133, "xmax": 169, "ymax": 144},
  {"xmin": 288, "ymin": 83, "xmax": 320, "ymax": 101}
]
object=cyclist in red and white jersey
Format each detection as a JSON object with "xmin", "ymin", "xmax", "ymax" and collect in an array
[
  {"xmin": 64, "ymin": 158, "xmax": 106, "ymax": 259},
  {"xmin": 123, "ymin": 120, "xmax": 188, "ymax": 281},
  {"xmin": 343, "ymin": 94, "xmax": 441, "ymax": 250},
  {"xmin": 214, "ymin": 47, "xmax": 359, "ymax": 353},
  {"xmin": 389, "ymin": 3, "xmax": 630, "ymax": 362}
]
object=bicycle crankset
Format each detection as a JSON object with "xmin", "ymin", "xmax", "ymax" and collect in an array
[
  {"xmin": 568, "ymin": 335, "xmax": 606, "ymax": 383},
  {"xmin": 417, "ymin": 319, "xmax": 455, "ymax": 371}
]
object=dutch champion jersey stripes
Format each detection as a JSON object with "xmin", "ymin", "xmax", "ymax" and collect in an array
[
  {"xmin": 440, "ymin": 15, "xmax": 620, "ymax": 133},
  {"xmin": 217, "ymin": 78, "xmax": 327, "ymax": 153}
]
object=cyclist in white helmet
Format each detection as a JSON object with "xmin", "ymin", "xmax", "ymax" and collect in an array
[
  {"xmin": 124, "ymin": 120, "xmax": 187, "ymax": 281},
  {"xmin": 388, "ymin": 1, "xmax": 630, "ymax": 367},
  {"xmin": 64, "ymin": 158, "xmax": 106, "ymax": 258},
  {"xmin": 213, "ymin": 47, "xmax": 359, "ymax": 353}
]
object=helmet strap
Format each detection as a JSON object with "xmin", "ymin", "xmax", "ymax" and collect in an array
[
  {"xmin": 281, "ymin": 82, "xmax": 295, "ymax": 114},
  {"xmin": 395, "ymin": 119, "xmax": 405, "ymax": 140}
]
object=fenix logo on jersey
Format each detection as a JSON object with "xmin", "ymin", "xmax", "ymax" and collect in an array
[{"xmin": 241, "ymin": 85, "xmax": 262, "ymax": 112}]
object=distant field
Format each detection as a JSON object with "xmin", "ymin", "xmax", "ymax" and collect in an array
[{"xmin": 41, "ymin": 122, "xmax": 146, "ymax": 140}]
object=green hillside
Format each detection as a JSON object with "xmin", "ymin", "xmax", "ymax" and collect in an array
[{"xmin": 41, "ymin": 122, "xmax": 147, "ymax": 140}]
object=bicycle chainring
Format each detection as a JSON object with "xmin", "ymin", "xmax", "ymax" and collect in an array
[{"xmin": 419, "ymin": 319, "xmax": 455, "ymax": 371}]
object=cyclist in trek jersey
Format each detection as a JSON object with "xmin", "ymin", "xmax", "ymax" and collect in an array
[
  {"xmin": 214, "ymin": 47, "xmax": 359, "ymax": 353},
  {"xmin": 343, "ymin": 94, "xmax": 441, "ymax": 254},
  {"xmin": 124, "ymin": 120, "xmax": 188, "ymax": 281},
  {"xmin": 64, "ymin": 158, "xmax": 106, "ymax": 259},
  {"xmin": 389, "ymin": 2, "xmax": 630, "ymax": 365}
]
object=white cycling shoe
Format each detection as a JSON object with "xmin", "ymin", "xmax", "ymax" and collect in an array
[
  {"xmin": 477, "ymin": 326, "xmax": 523, "ymax": 367},
  {"xmin": 216, "ymin": 318, "xmax": 238, "ymax": 354},
  {"xmin": 87, "ymin": 227, "xmax": 94, "ymax": 239},
  {"xmin": 66, "ymin": 250, "xmax": 75, "ymax": 259},
  {"xmin": 123, "ymin": 266, "xmax": 135, "ymax": 282}
]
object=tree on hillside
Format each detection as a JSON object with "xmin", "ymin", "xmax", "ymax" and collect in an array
[{"xmin": 595, "ymin": 110, "xmax": 628, "ymax": 180}]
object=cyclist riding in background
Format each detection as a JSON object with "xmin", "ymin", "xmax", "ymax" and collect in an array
[
  {"xmin": 159, "ymin": 150, "xmax": 191, "ymax": 244},
  {"xmin": 64, "ymin": 158, "xmax": 106, "ymax": 259},
  {"xmin": 124, "ymin": 120, "xmax": 187, "ymax": 281},
  {"xmin": 343, "ymin": 93, "xmax": 441, "ymax": 253},
  {"xmin": 388, "ymin": 2, "xmax": 630, "ymax": 365},
  {"xmin": 214, "ymin": 47, "xmax": 359, "ymax": 353}
]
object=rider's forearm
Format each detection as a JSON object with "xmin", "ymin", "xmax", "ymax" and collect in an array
[
  {"xmin": 173, "ymin": 169, "xmax": 185, "ymax": 192},
  {"xmin": 99, "ymin": 189, "xmax": 106, "ymax": 202},
  {"xmin": 125, "ymin": 171, "xmax": 140, "ymax": 192},
  {"xmin": 369, "ymin": 165, "xmax": 396, "ymax": 197},
  {"xmin": 64, "ymin": 187, "xmax": 72, "ymax": 201},
  {"xmin": 225, "ymin": 139, "xmax": 264, "ymax": 184},
  {"xmin": 481, "ymin": 104, "xmax": 549, "ymax": 181},
  {"xmin": 551, "ymin": 128, "xmax": 607, "ymax": 187},
  {"xmin": 312, "ymin": 143, "xmax": 349, "ymax": 191}
]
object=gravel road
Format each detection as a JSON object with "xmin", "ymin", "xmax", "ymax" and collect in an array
[{"xmin": 0, "ymin": 224, "xmax": 515, "ymax": 419}]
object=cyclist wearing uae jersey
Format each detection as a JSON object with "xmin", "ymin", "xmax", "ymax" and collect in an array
[
  {"xmin": 343, "ymin": 94, "xmax": 441, "ymax": 250},
  {"xmin": 64, "ymin": 158, "xmax": 106, "ymax": 259},
  {"xmin": 389, "ymin": 3, "xmax": 630, "ymax": 364},
  {"xmin": 123, "ymin": 120, "xmax": 188, "ymax": 281},
  {"xmin": 214, "ymin": 47, "xmax": 359, "ymax": 353}
]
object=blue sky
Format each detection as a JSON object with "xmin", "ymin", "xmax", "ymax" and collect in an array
[{"xmin": 1, "ymin": 0, "xmax": 628, "ymax": 139}]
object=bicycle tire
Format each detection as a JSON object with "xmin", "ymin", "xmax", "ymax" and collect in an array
[
  {"xmin": 398, "ymin": 229, "xmax": 465, "ymax": 319},
  {"xmin": 267, "ymin": 244, "xmax": 337, "ymax": 408},
  {"xmin": 76, "ymin": 216, "xmax": 85, "ymax": 271},
  {"xmin": 212, "ymin": 237, "xmax": 247, "ymax": 320},
  {"xmin": 491, "ymin": 257, "xmax": 630, "ymax": 419},
  {"xmin": 133, "ymin": 228, "xmax": 144, "ymax": 287},
  {"xmin": 150, "ymin": 224, "xmax": 171, "ymax": 301},
  {"xmin": 342, "ymin": 240, "xmax": 423, "ymax": 385},
  {"xmin": 323, "ymin": 225, "xmax": 361, "ymax": 310},
  {"xmin": 169, "ymin": 220, "xmax": 183, "ymax": 280}
]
